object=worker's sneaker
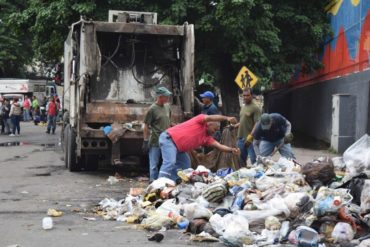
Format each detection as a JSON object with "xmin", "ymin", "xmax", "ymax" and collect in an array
[{"xmin": 9, "ymin": 134, "xmax": 15, "ymax": 137}]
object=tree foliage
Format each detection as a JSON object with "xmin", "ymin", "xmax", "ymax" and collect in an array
[
  {"xmin": 1, "ymin": 0, "xmax": 331, "ymax": 89},
  {"xmin": 0, "ymin": 0, "xmax": 32, "ymax": 77}
]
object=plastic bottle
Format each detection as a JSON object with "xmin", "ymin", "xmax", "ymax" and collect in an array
[
  {"xmin": 279, "ymin": 221, "xmax": 290, "ymax": 241},
  {"xmin": 42, "ymin": 217, "xmax": 53, "ymax": 230},
  {"xmin": 295, "ymin": 226, "xmax": 319, "ymax": 247},
  {"xmin": 168, "ymin": 212, "xmax": 189, "ymax": 229}
]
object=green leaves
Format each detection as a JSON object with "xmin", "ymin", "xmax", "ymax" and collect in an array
[{"xmin": 0, "ymin": 0, "xmax": 330, "ymax": 89}]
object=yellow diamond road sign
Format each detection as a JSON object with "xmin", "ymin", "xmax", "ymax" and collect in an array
[{"xmin": 235, "ymin": 66, "xmax": 258, "ymax": 89}]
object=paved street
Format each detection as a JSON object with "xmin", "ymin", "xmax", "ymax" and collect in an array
[{"xmin": 0, "ymin": 122, "xmax": 335, "ymax": 247}]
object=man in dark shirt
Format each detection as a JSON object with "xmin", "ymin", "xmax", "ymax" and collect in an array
[
  {"xmin": 198, "ymin": 91, "xmax": 219, "ymax": 115},
  {"xmin": 253, "ymin": 113, "xmax": 295, "ymax": 159}
]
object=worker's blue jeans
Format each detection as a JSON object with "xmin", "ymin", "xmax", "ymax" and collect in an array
[
  {"xmin": 259, "ymin": 139, "xmax": 295, "ymax": 159},
  {"xmin": 11, "ymin": 115, "xmax": 21, "ymax": 135},
  {"xmin": 158, "ymin": 132, "xmax": 191, "ymax": 181},
  {"xmin": 47, "ymin": 115, "xmax": 56, "ymax": 133},
  {"xmin": 148, "ymin": 146, "xmax": 161, "ymax": 182},
  {"xmin": 237, "ymin": 137, "xmax": 257, "ymax": 166}
]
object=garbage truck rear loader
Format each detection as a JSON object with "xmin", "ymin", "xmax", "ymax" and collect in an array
[{"xmin": 62, "ymin": 11, "xmax": 194, "ymax": 171}]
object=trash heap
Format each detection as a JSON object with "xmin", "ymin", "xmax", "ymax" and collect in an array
[{"xmin": 95, "ymin": 134, "xmax": 370, "ymax": 247}]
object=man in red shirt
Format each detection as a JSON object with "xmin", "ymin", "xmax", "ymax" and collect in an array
[
  {"xmin": 158, "ymin": 114, "xmax": 240, "ymax": 181},
  {"xmin": 46, "ymin": 97, "xmax": 58, "ymax": 134}
]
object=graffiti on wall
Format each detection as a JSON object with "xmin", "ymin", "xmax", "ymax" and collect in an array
[{"xmin": 292, "ymin": 0, "xmax": 370, "ymax": 86}]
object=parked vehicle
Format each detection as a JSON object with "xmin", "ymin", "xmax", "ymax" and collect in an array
[{"xmin": 62, "ymin": 11, "xmax": 195, "ymax": 171}]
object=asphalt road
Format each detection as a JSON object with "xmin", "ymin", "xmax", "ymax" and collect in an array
[
  {"xmin": 0, "ymin": 122, "xmax": 223, "ymax": 247},
  {"xmin": 0, "ymin": 122, "xmax": 334, "ymax": 247}
]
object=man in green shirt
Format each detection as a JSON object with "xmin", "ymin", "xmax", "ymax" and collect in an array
[
  {"xmin": 235, "ymin": 88, "xmax": 261, "ymax": 166},
  {"xmin": 143, "ymin": 87, "xmax": 172, "ymax": 182},
  {"xmin": 31, "ymin": 96, "xmax": 39, "ymax": 119}
]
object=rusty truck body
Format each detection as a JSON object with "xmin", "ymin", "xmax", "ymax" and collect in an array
[{"xmin": 62, "ymin": 11, "xmax": 194, "ymax": 171}]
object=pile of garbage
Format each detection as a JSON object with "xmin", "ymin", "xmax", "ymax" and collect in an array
[{"xmin": 95, "ymin": 134, "xmax": 370, "ymax": 246}]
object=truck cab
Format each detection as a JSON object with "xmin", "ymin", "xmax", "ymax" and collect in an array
[{"xmin": 62, "ymin": 11, "xmax": 194, "ymax": 171}]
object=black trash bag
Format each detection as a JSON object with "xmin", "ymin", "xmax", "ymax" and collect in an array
[{"xmin": 338, "ymin": 173, "xmax": 368, "ymax": 205}]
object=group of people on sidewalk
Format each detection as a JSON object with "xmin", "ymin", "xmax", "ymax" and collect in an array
[
  {"xmin": 0, "ymin": 95, "xmax": 60, "ymax": 136},
  {"xmin": 143, "ymin": 86, "xmax": 295, "ymax": 182}
]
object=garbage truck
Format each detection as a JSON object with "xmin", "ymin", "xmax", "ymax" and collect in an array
[{"xmin": 62, "ymin": 11, "xmax": 195, "ymax": 171}]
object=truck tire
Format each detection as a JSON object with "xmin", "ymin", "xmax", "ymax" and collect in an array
[
  {"xmin": 67, "ymin": 126, "xmax": 81, "ymax": 172},
  {"xmin": 63, "ymin": 125, "xmax": 69, "ymax": 168}
]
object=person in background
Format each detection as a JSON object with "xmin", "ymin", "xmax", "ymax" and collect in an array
[
  {"xmin": 253, "ymin": 113, "xmax": 295, "ymax": 159},
  {"xmin": 33, "ymin": 106, "xmax": 41, "ymax": 126},
  {"xmin": 0, "ymin": 98, "xmax": 4, "ymax": 134},
  {"xmin": 158, "ymin": 114, "xmax": 240, "ymax": 181},
  {"xmin": 46, "ymin": 96, "xmax": 58, "ymax": 134},
  {"xmin": 9, "ymin": 98, "xmax": 22, "ymax": 136},
  {"xmin": 142, "ymin": 87, "xmax": 172, "ymax": 182},
  {"xmin": 196, "ymin": 91, "xmax": 219, "ymax": 115},
  {"xmin": 2, "ymin": 99, "xmax": 11, "ymax": 135},
  {"xmin": 23, "ymin": 95, "xmax": 32, "ymax": 121},
  {"xmin": 233, "ymin": 88, "xmax": 261, "ymax": 166},
  {"xmin": 31, "ymin": 96, "xmax": 39, "ymax": 119}
]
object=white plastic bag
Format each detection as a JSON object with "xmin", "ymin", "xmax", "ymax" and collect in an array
[
  {"xmin": 156, "ymin": 198, "xmax": 182, "ymax": 217},
  {"xmin": 256, "ymin": 175, "xmax": 283, "ymax": 192},
  {"xmin": 331, "ymin": 222, "xmax": 354, "ymax": 243},
  {"xmin": 343, "ymin": 134, "xmax": 370, "ymax": 181},
  {"xmin": 146, "ymin": 177, "xmax": 176, "ymax": 193},
  {"xmin": 183, "ymin": 202, "xmax": 213, "ymax": 220},
  {"xmin": 210, "ymin": 214, "xmax": 253, "ymax": 246}
]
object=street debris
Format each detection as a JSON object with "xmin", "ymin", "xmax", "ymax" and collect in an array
[
  {"xmin": 147, "ymin": 232, "xmax": 164, "ymax": 242},
  {"xmin": 47, "ymin": 208, "xmax": 63, "ymax": 217},
  {"xmin": 83, "ymin": 217, "xmax": 97, "ymax": 221},
  {"xmin": 90, "ymin": 134, "xmax": 370, "ymax": 246},
  {"xmin": 42, "ymin": 217, "xmax": 53, "ymax": 230},
  {"xmin": 107, "ymin": 176, "xmax": 121, "ymax": 185}
]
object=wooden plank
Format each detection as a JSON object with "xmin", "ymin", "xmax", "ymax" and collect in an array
[{"xmin": 94, "ymin": 22, "xmax": 184, "ymax": 36}]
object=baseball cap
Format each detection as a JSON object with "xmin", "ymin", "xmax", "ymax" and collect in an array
[
  {"xmin": 199, "ymin": 91, "xmax": 214, "ymax": 99},
  {"xmin": 260, "ymin": 113, "xmax": 272, "ymax": 130},
  {"xmin": 156, "ymin": 87, "xmax": 172, "ymax": 96}
]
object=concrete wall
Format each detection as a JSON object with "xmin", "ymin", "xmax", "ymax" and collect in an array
[{"xmin": 264, "ymin": 70, "xmax": 370, "ymax": 144}]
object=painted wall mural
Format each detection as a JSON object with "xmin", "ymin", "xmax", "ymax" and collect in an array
[{"xmin": 292, "ymin": 0, "xmax": 370, "ymax": 86}]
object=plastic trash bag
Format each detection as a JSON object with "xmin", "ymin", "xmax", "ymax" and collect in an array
[
  {"xmin": 313, "ymin": 187, "xmax": 353, "ymax": 217},
  {"xmin": 216, "ymin": 167, "xmax": 234, "ymax": 177},
  {"xmin": 295, "ymin": 226, "xmax": 319, "ymax": 247},
  {"xmin": 145, "ymin": 177, "xmax": 176, "ymax": 193},
  {"xmin": 156, "ymin": 198, "xmax": 182, "ymax": 217},
  {"xmin": 283, "ymin": 192, "xmax": 313, "ymax": 217},
  {"xmin": 302, "ymin": 157, "xmax": 335, "ymax": 188},
  {"xmin": 265, "ymin": 216, "xmax": 281, "ymax": 230},
  {"xmin": 141, "ymin": 213, "xmax": 174, "ymax": 231},
  {"xmin": 209, "ymin": 214, "xmax": 253, "ymax": 246},
  {"xmin": 343, "ymin": 134, "xmax": 370, "ymax": 182},
  {"xmin": 184, "ymin": 202, "xmax": 213, "ymax": 220},
  {"xmin": 202, "ymin": 179, "xmax": 228, "ymax": 203},
  {"xmin": 235, "ymin": 209, "xmax": 285, "ymax": 226},
  {"xmin": 331, "ymin": 222, "xmax": 354, "ymax": 244},
  {"xmin": 256, "ymin": 175, "xmax": 284, "ymax": 192},
  {"xmin": 361, "ymin": 180, "xmax": 370, "ymax": 214}
]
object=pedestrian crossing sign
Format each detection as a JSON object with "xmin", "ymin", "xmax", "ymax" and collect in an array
[{"xmin": 235, "ymin": 66, "xmax": 258, "ymax": 89}]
